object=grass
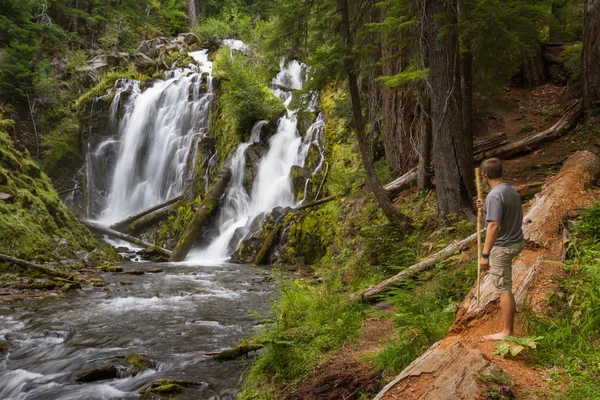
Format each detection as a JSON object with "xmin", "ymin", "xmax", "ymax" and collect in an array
[{"xmin": 522, "ymin": 201, "xmax": 600, "ymax": 398}]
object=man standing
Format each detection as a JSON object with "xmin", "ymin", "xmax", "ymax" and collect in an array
[{"xmin": 476, "ymin": 158, "xmax": 525, "ymax": 341}]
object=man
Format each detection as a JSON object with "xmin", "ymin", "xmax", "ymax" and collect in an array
[{"xmin": 476, "ymin": 158, "xmax": 525, "ymax": 341}]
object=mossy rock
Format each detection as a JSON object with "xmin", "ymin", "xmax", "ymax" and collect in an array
[
  {"xmin": 125, "ymin": 353, "xmax": 152, "ymax": 373},
  {"xmin": 289, "ymin": 165, "xmax": 312, "ymax": 202},
  {"xmin": 75, "ymin": 364, "xmax": 118, "ymax": 382},
  {"xmin": 0, "ymin": 340, "xmax": 8, "ymax": 353}
]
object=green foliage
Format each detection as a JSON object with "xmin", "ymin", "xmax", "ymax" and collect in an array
[
  {"xmin": 151, "ymin": 0, "xmax": 189, "ymax": 36},
  {"xmin": 0, "ymin": 128, "xmax": 112, "ymax": 265},
  {"xmin": 213, "ymin": 47, "xmax": 285, "ymax": 137},
  {"xmin": 370, "ymin": 260, "xmax": 477, "ymax": 374},
  {"xmin": 196, "ymin": 5, "xmax": 253, "ymax": 43},
  {"xmin": 522, "ymin": 201, "xmax": 600, "ymax": 398},
  {"xmin": 562, "ymin": 42, "xmax": 582, "ymax": 83},
  {"xmin": 493, "ymin": 336, "xmax": 541, "ymax": 358},
  {"xmin": 238, "ymin": 272, "xmax": 365, "ymax": 398}
]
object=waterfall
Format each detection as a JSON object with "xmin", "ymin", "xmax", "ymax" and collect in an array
[
  {"xmin": 187, "ymin": 60, "xmax": 324, "ymax": 264},
  {"xmin": 90, "ymin": 50, "xmax": 213, "ymax": 224}
]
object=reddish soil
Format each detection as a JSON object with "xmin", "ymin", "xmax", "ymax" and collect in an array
[{"xmin": 279, "ymin": 306, "xmax": 396, "ymax": 400}]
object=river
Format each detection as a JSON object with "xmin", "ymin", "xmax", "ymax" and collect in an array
[{"xmin": 0, "ymin": 261, "xmax": 273, "ymax": 400}]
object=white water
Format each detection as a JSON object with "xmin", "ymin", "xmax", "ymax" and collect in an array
[
  {"xmin": 92, "ymin": 50, "xmax": 213, "ymax": 224},
  {"xmin": 187, "ymin": 60, "xmax": 324, "ymax": 264}
]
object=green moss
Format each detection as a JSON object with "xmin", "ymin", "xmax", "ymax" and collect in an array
[
  {"xmin": 0, "ymin": 130, "xmax": 117, "ymax": 268},
  {"xmin": 148, "ymin": 384, "xmax": 184, "ymax": 394},
  {"xmin": 125, "ymin": 353, "xmax": 152, "ymax": 371},
  {"xmin": 155, "ymin": 199, "xmax": 197, "ymax": 249}
]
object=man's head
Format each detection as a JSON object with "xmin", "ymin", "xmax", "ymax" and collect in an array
[{"xmin": 481, "ymin": 158, "xmax": 503, "ymax": 185}]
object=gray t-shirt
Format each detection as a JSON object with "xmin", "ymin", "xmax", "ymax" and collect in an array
[{"xmin": 483, "ymin": 182, "xmax": 524, "ymax": 246}]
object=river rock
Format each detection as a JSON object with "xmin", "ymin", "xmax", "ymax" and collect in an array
[
  {"xmin": 75, "ymin": 364, "xmax": 119, "ymax": 382},
  {"xmin": 137, "ymin": 248, "xmax": 169, "ymax": 262},
  {"xmin": 120, "ymin": 280, "xmax": 133, "ymax": 285},
  {"xmin": 134, "ymin": 53, "xmax": 156, "ymax": 73},
  {"xmin": 148, "ymin": 268, "xmax": 163, "ymax": 273},
  {"xmin": 176, "ymin": 32, "xmax": 201, "ymax": 46},
  {"xmin": 125, "ymin": 353, "xmax": 152, "ymax": 375},
  {"xmin": 0, "ymin": 340, "xmax": 8, "ymax": 353},
  {"xmin": 117, "ymin": 269, "xmax": 145, "ymax": 276}
]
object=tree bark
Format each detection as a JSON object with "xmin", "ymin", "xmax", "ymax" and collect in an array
[
  {"xmin": 521, "ymin": 46, "xmax": 547, "ymax": 87},
  {"xmin": 457, "ymin": 0, "xmax": 473, "ymax": 147},
  {"xmin": 0, "ymin": 253, "xmax": 70, "ymax": 278},
  {"xmin": 583, "ymin": 0, "xmax": 600, "ymax": 111},
  {"xmin": 426, "ymin": 0, "xmax": 475, "ymax": 221},
  {"xmin": 169, "ymin": 169, "xmax": 232, "ymax": 262},
  {"xmin": 187, "ymin": 0, "xmax": 198, "ymax": 29},
  {"xmin": 357, "ymin": 231, "xmax": 480, "ymax": 302},
  {"xmin": 109, "ymin": 195, "xmax": 183, "ymax": 232},
  {"xmin": 340, "ymin": 0, "xmax": 411, "ymax": 226},
  {"xmin": 81, "ymin": 221, "xmax": 172, "ymax": 258},
  {"xmin": 417, "ymin": 107, "xmax": 432, "ymax": 191},
  {"xmin": 380, "ymin": 8, "xmax": 418, "ymax": 175}
]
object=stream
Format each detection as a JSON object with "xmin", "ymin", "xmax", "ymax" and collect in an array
[{"xmin": 0, "ymin": 261, "xmax": 273, "ymax": 400}]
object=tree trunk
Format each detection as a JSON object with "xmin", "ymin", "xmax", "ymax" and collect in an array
[
  {"xmin": 521, "ymin": 46, "xmax": 547, "ymax": 87},
  {"xmin": 357, "ymin": 231, "xmax": 480, "ymax": 302},
  {"xmin": 583, "ymin": 0, "xmax": 600, "ymax": 111},
  {"xmin": 426, "ymin": 0, "xmax": 475, "ymax": 221},
  {"xmin": 380, "ymin": 8, "xmax": 418, "ymax": 175},
  {"xmin": 340, "ymin": 0, "xmax": 411, "ymax": 226},
  {"xmin": 187, "ymin": 0, "xmax": 198, "ymax": 29},
  {"xmin": 457, "ymin": 0, "xmax": 473, "ymax": 147},
  {"xmin": 417, "ymin": 104, "xmax": 432, "ymax": 191},
  {"xmin": 169, "ymin": 169, "xmax": 232, "ymax": 262},
  {"xmin": 81, "ymin": 221, "xmax": 172, "ymax": 258},
  {"xmin": 109, "ymin": 195, "xmax": 183, "ymax": 232}
]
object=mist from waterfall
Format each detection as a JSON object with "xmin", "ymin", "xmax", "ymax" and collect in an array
[
  {"xmin": 187, "ymin": 60, "xmax": 325, "ymax": 264},
  {"xmin": 92, "ymin": 50, "xmax": 213, "ymax": 225}
]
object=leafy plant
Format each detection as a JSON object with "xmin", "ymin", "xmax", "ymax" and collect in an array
[{"xmin": 493, "ymin": 336, "xmax": 541, "ymax": 358}]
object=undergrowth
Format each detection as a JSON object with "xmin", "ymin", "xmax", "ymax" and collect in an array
[{"xmin": 523, "ymin": 201, "xmax": 600, "ymax": 398}]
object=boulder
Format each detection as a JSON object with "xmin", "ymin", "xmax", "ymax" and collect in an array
[
  {"xmin": 244, "ymin": 143, "xmax": 269, "ymax": 192},
  {"xmin": 133, "ymin": 53, "xmax": 156, "ymax": 72},
  {"xmin": 177, "ymin": 32, "xmax": 201, "ymax": 46},
  {"xmin": 290, "ymin": 165, "xmax": 312, "ymax": 202},
  {"xmin": 75, "ymin": 364, "xmax": 119, "ymax": 382}
]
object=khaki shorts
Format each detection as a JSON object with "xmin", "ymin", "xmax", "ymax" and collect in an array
[{"xmin": 489, "ymin": 241, "xmax": 525, "ymax": 293}]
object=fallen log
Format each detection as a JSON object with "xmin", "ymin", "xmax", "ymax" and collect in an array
[
  {"xmin": 81, "ymin": 220, "xmax": 172, "ymax": 258},
  {"xmin": 253, "ymin": 219, "xmax": 283, "ymax": 266},
  {"xmin": 473, "ymin": 131, "xmax": 508, "ymax": 154},
  {"xmin": 357, "ymin": 231, "xmax": 481, "ymax": 302},
  {"xmin": 384, "ymin": 102, "xmax": 581, "ymax": 196},
  {"xmin": 296, "ymin": 194, "xmax": 340, "ymax": 211},
  {"xmin": 0, "ymin": 253, "xmax": 69, "ymax": 278},
  {"xmin": 169, "ymin": 169, "xmax": 232, "ymax": 262},
  {"xmin": 126, "ymin": 205, "xmax": 178, "ymax": 236},
  {"xmin": 383, "ymin": 133, "xmax": 508, "ymax": 194},
  {"xmin": 109, "ymin": 195, "xmax": 183, "ymax": 232},
  {"xmin": 477, "ymin": 99, "xmax": 583, "ymax": 161}
]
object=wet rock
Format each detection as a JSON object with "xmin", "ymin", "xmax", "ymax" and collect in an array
[
  {"xmin": 113, "ymin": 246, "xmax": 129, "ymax": 253},
  {"xmin": 184, "ymin": 136, "xmax": 217, "ymax": 201},
  {"xmin": 139, "ymin": 378, "xmax": 204, "ymax": 399},
  {"xmin": 244, "ymin": 143, "xmax": 269, "ymax": 192},
  {"xmin": 304, "ymin": 143, "xmax": 322, "ymax": 173},
  {"xmin": 75, "ymin": 364, "xmax": 118, "ymax": 382},
  {"xmin": 258, "ymin": 117, "xmax": 283, "ymax": 145},
  {"xmin": 91, "ymin": 278, "xmax": 108, "ymax": 287},
  {"xmin": 117, "ymin": 269, "xmax": 145, "ymax": 276},
  {"xmin": 125, "ymin": 353, "xmax": 152, "ymax": 374},
  {"xmin": 148, "ymin": 268, "xmax": 163, "ymax": 273},
  {"xmin": 289, "ymin": 165, "xmax": 312, "ymax": 202},
  {"xmin": 61, "ymin": 282, "xmax": 81, "ymax": 292},
  {"xmin": 0, "ymin": 340, "xmax": 8, "ymax": 353},
  {"xmin": 137, "ymin": 248, "xmax": 169, "ymax": 262},
  {"xmin": 120, "ymin": 281, "xmax": 133, "ymax": 285},
  {"xmin": 99, "ymin": 264, "xmax": 124, "ymax": 273}
]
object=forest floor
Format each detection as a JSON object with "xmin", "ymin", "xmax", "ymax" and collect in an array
[{"xmin": 285, "ymin": 84, "xmax": 600, "ymax": 400}]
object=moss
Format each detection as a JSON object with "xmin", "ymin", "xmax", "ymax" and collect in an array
[
  {"xmin": 75, "ymin": 70, "xmax": 156, "ymax": 108},
  {"xmin": 148, "ymin": 384, "xmax": 184, "ymax": 394},
  {"xmin": 125, "ymin": 353, "xmax": 152, "ymax": 372},
  {"xmin": 155, "ymin": 199, "xmax": 197, "ymax": 249},
  {"xmin": 0, "ymin": 130, "xmax": 117, "ymax": 268}
]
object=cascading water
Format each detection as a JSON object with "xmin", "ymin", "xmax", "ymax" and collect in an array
[
  {"xmin": 89, "ymin": 50, "xmax": 213, "ymax": 224},
  {"xmin": 188, "ymin": 60, "xmax": 325, "ymax": 264}
]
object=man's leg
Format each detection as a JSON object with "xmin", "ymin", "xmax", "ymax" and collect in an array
[
  {"xmin": 484, "ymin": 242, "xmax": 523, "ymax": 341},
  {"xmin": 484, "ymin": 292, "xmax": 516, "ymax": 340}
]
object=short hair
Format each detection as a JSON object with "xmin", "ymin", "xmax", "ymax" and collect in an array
[{"xmin": 481, "ymin": 158, "xmax": 503, "ymax": 179}]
